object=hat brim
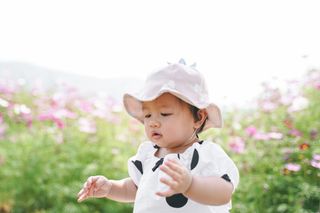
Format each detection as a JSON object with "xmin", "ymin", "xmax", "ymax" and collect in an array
[{"xmin": 123, "ymin": 90, "xmax": 223, "ymax": 129}]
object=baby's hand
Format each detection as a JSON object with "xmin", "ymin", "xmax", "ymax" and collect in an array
[
  {"xmin": 77, "ymin": 175, "xmax": 112, "ymax": 202},
  {"xmin": 156, "ymin": 159, "xmax": 192, "ymax": 197}
]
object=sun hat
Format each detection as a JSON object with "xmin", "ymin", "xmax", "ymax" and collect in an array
[{"xmin": 123, "ymin": 59, "xmax": 223, "ymax": 130}]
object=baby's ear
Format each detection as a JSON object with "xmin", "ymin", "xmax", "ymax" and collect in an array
[
  {"xmin": 197, "ymin": 109, "xmax": 207, "ymax": 120},
  {"xmin": 195, "ymin": 109, "xmax": 207, "ymax": 126}
]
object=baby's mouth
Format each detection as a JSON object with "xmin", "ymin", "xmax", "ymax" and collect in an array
[{"xmin": 151, "ymin": 132, "xmax": 162, "ymax": 139}]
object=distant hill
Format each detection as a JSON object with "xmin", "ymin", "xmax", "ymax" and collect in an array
[{"xmin": 0, "ymin": 61, "xmax": 143, "ymax": 102}]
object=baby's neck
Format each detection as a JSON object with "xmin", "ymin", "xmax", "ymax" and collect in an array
[{"xmin": 155, "ymin": 139, "xmax": 199, "ymax": 158}]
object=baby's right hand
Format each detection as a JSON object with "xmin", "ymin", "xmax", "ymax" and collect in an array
[{"xmin": 77, "ymin": 175, "xmax": 112, "ymax": 202}]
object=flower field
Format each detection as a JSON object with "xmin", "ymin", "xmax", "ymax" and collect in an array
[{"xmin": 0, "ymin": 70, "xmax": 319, "ymax": 213}]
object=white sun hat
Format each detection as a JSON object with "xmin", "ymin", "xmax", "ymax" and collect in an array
[{"xmin": 123, "ymin": 59, "xmax": 223, "ymax": 130}]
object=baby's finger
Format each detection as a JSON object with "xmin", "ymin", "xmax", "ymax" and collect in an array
[
  {"xmin": 160, "ymin": 165, "xmax": 180, "ymax": 181},
  {"xmin": 165, "ymin": 160, "xmax": 183, "ymax": 174},
  {"xmin": 86, "ymin": 181, "xmax": 96, "ymax": 197},
  {"xmin": 160, "ymin": 177, "xmax": 178, "ymax": 189},
  {"xmin": 156, "ymin": 189, "xmax": 174, "ymax": 197},
  {"xmin": 77, "ymin": 188, "xmax": 85, "ymax": 197},
  {"xmin": 77, "ymin": 192, "xmax": 88, "ymax": 202},
  {"xmin": 77, "ymin": 189, "xmax": 88, "ymax": 202},
  {"xmin": 85, "ymin": 176, "xmax": 97, "ymax": 188}
]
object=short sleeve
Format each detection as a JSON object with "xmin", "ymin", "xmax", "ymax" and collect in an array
[
  {"xmin": 198, "ymin": 141, "xmax": 240, "ymax": 192},
  {"xmin": 127, "ymin": 141, "xmax": 154, "ymax": 187}
]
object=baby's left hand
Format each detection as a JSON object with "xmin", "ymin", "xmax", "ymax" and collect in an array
[{"xmin": 156, "ymin": 159, "xmax": 192, "ymax": 197}]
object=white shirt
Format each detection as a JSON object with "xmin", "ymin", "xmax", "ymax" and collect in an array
[{"xmin": 128, "ymin": 140, "xmax": 240, "ymax": 213}]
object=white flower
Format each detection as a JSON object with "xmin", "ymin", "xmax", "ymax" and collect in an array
[
  {"xmin": 14, "ymin": 104, "xmax": 31, "ymax": 115},
  {"xmin": 0, "ymin": 98, "xmax": 9, "ymax": 108},
  {"xmin": 288, "ymin": 96, "xmax": 309, "ymax": 112}
]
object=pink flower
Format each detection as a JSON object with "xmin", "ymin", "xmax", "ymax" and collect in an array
[
  {"xmin": 78, "ymin": 118, "xmax": 96, "ymax": 134},
  {"xmin": 262, "ymin": 101, "xmax": 277, "ymax": 112},
  {"xmin": 228, "ymin": 136, "xmax": 245, "ymax": 154},
  {"xmin": 75, "ymin": 100, "xmax": 94, "ymax": 113},
  {"xmin": 311, "ymin": 160, "xmax": 320, "ymax": 169},
  {"xmin": 0, "ymin": 123, "xmax": 7, "ymax": 138},
  {"xmin": 310, "ymin": 129, "xmax": 318, "ymax": 140},
  {"xmin": 253, "ymin": 132, "xmax": 269, "ymax": 141},
  {"xmin": 245, "ymin": 126, "xmax": 257, "ymax": 137},
  {"xmin": 289, "ymin": 129, "xmax": 302, "ymax": 137},
  {"xmin": 0, "ymin": 79, "xmax": 17, "ymax": 95},
  {"xmin": 54, "ymin": 118, "xmax": 65, "ymax": 129},
  {"xmin": 284, "ymin": 163, "xmax": 301, "ymax": 172},
  {"xmin": 54, "ymin": 109, "xmax": 77, "ymax": 119},
  {"xmin": 268, "ymin": 132, "xmax": 283, "ymax": 140},
  {"xmin": 312, "ymin": 154, "xmax": 320, "ymax": 161},
  {"xmin": 38, "ymin": 111, "xmax": 65, "ymax": 129},
  {"xmin": 21, "ymin": 113, "xmax": 33, "ymax": 128},
  {"xmin": 310, "ymin": 154, "xmax": 320, "ymax": 169}
]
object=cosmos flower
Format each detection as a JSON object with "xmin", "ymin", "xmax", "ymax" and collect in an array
[
  {"xmin": 253, "ymin": 132, "xmax": 269, "ymax": 141},
  {"xmin": 0, "ymin": 98, "xmax": 9, "ymax": 108},
  {"xmin": 245, "ymin": 126, "xmax": 257, "ymax": 137},
  {"xmin": 284, "ymin": 163, "xmax": 301, "ymax": 172},
  {"xmin": 261, "ymin": 101, "xmax": 277, "ymax": 112},
  {"xmin": 299, "ymin": 143, "xmax": 310, "ymax": 151},
  {"xmin": 268, "ymin": 132, "xmax": 283, "ymax": 140},
  {"xmin": 311, "ymin": 154, "xmax": 320, "ymax": 169},
  {"xmin": 228, "ymin": 136, "xmax": 245, "ymax": 154},
  {"xmin": 289, "ymin": 129, "xmax": 302, "ymax": 137},
  {"xmin": 288, "ymin": 96, "xmax": 309, "ymax": 112},
  {"xmin": 78, "ymin": 118, "xmax": 96, "ymax": 134},
  {"xmin": 310, "ymin": 129, "xmax": 318, "ymax": 140}
]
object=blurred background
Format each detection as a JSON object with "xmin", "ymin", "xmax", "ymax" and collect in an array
[{"xmin": 0, "ymin": 0, "xmax": 319, "ymax": 212}]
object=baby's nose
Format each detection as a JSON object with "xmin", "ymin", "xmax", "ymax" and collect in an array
[{"xmin": 149, "ymin": 120, "xmax": 160, "ymax": 128}]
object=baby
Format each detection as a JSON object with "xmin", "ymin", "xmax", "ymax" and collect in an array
[{"xmin": 77, "ymin": 60, "xmax": 239, "ymax": 212}]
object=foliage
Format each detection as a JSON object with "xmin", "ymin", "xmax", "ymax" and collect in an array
[{"xmin": 0, "ymin": 71, "xmax": 319, "ymax": 212}]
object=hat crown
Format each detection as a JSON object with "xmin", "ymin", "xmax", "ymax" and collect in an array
[{"xmin": 141, "ymin": 63, "xmax": 209, "ymax": 105}]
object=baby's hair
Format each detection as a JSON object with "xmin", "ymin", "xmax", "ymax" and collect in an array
[{"xmin": 188, "ymin": 105, "xmax": 208, "ymax": 135}]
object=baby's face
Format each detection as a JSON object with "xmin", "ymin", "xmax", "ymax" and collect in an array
[{"xmin": 142, "ymin": 93, "xmax": 196, "ymax": 150}]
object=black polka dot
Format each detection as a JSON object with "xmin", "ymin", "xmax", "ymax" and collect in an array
[
  {"xmin": 221, "ymin": 174, "xmax": 231, "ymax": 182},
  {"xmin": 152, "ymin": 158, "xmax": 164, "ymax": 172},
  {"xmin": 132, "ymin": 160, "xmax": 143, "ymax": 174},
  {"xmin": 190, "ymin": 149, "xmax": 199, "ymax": 170},
  {"xmin": 166, "ymin": 193, "xmax": 188, "ymax": 208},
  {"xmin": 198, "ymin": 140, "xmax": 204, "ymax": 145}
]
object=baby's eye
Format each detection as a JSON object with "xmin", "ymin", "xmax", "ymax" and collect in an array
[
  {"xmin": 161, "ymin": 113, "xmax": 172, "ymax": 116},
  {"xmin": 144, "ymin": 114, "xmax": 151, "ymax": 118}
]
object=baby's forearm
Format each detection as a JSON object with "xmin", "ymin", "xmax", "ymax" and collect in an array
[
  {"xmin": 106, "ymin": 177, "xmax": 137, "ymax": 203},
  {"xmin": 183, "ymin": 175, "xmax": 233, "ymax": 205}
]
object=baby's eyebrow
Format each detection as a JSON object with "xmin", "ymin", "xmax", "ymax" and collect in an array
[{"xmin": 142, "ymin": 106, "xmax": 149, "ymax": 111}]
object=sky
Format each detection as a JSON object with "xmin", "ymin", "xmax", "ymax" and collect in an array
[{"xmin": 0, "ymin": 0, "xmax": 320, "ymax": 108}]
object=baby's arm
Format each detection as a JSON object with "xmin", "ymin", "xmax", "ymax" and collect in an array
[
  {"xmin": 156, "ymin": 159, "xmax": 233, "ymax": 205},
  {"xmin": 183, "ymin": 175, "xmax": 233, "ymax": 205},
  {"xmin": 77, "ymin": 176, "xmax": 137, "ymax": 203},
  {"xmin": 107, "ymin": 177, "xmax": 137, "ymax": 202}
]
